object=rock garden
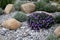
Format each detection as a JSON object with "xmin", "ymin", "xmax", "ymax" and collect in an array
[{"xmin": 0, "ymin": 0, "xmax": 60, "ymax": 40}]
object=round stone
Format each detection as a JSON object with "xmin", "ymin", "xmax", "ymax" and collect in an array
[
  {"xmin": 1, "ymin": 18, "xmax": 22, "ymax": 30},
  {"xmin": 54, "ymin": 26, "xmax": 60, "ymax": 37},
  {"xmin": 21, "ymin": 3, "xmax": 35, "ymax": 13}
]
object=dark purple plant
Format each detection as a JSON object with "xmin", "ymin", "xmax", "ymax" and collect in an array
[{"xmin": 27, "ymin": 12, "xmax": 55, "ymax": 30}]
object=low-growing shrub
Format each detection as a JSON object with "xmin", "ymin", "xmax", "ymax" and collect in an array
[
  {"xmin": 35, "ymin": 1, "xmax": 47, "ymax": 11},
  {"xmin": 0, "ymin": 0, "xmax": 15, "ymax": 9},
  {"xmin": 35, "ymin": 1, "xmax": 57, "ymax": 13},
  {"xmin": 13, "ymin": 12, "xmax": 28, "ymax": 22},
  {"xmin": 52, "ymin": 13, "xmax": 60, "ymax": 23},
  {"xmin": 46, "ymin": 34, "xmax": 60, "ymax": 40},
  {"xmin": 55, "ymin": 16, "xmax": 60, "ymax": 23},
  {"xmin": 0, "ymin": 8, "xmax": 4, "ymax": 15},
  {"xmin": 44, "ymin": 4, "xmax": 57, "ymax": 12},
  {"xmin": 27, "ymin": 11, "xmax": 55, "ymax": 31},
  {"xmin": 56, "ymin": 4, "xmax": 60, "ymax": 12},
  {"xmin": 40, "ymin": 0, "xmax": 50, "ymax": 3}
]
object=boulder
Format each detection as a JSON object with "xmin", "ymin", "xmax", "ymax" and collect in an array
[
  {"xmin": 1, "ymin": 18, "xmax": 22, "ymax": 30},
  {"xmin": 21, "ymin": 3, "xmax": 35, "ymax": 13},
  {"xmin": 4, "ymin": 4, "xmax": 15, "ymax": 14},
  {"xmin": 54, "ymin": 26, "xmax": 60, "ymax": 37}
]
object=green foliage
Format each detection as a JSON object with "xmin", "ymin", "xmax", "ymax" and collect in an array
[
  {"xmin": 53, "ymin": 13, "xmax": 60, "ymax": 23},
  {"xmin": 0, "ymin": 0, "xmax": 15, "ymax": 9},
  {"xmin": 28, "ymin": 12, "xmax": 55, "ymax": 30},
  {"xmin": 14, "ymin": 1, "xmax": 27, "ymax": 11},
  {"xmin": 44, "ymin": 4, "xmax": 57, "ymax": 12},
  {"xmin": 35, "ymin": 1, "xmax": 57, "ymax": 13},
  {"xmin": 58, "ymin": 0, "xmax": 60, "ymax": 4},
  {"xmin": 50, "ymin": 2, "xmax": 60, "ymax": 12},
  {"xmin": 0, "ymin": 8, "xmax": 4, "ymax": 15},
  {"xmin": 50, "ymin": 0, "xmax": 60, "ymax": 4},
  {"xmin": 46, "ymin": 34, "xmax": 60, "ymax": 40},
  {"xmin": 35, "ymin": 1, "xmax": 47, "ymax": 11},
  {"xmin": 52, "ymin": 12, "xmax": 60, "ymax": 23},
  {"xmin": 56, "ymin": 4, "xmax": 60, "ymax": 12},
  {"xmin": 50, "ymin": 0, "xmax": 59, "ymax": 2},
  {"xmin": 13, "ymin": 12, "xmax": 28, "ymax": 22},
  {"xmin": 55, "ymin": 16, "xmax": 60, "ymax": 23},
  {"xmin": 40, "ymin": 0, "xmax": 50, "ymax": 3},
  {"xmin": 20, "ymin": 0, "xmax": 27, "ymax": 1}
]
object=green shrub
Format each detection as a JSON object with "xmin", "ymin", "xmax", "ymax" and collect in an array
[
  {"xmin": 0, "ymin": 0, "xmax": 15, "ymax": 9},
  {"xmin": 50, "ymin": 2, "xmax": 60, "ymax": 12},
  {"xmin": 46, "ymin": 35, "xmax": 57, "ymax": 40},
  {"xmin": 40, "ymin": 0, "xmax": 50, "ymax": 3},
  {"xmin": 55, "ymin": 16, "xmax": 60, "ymax": 23},
  {"xmin": 50, "ymin": 0, "xmax": 60, "ymax": 3},
  {"xmin": 44, "ymin": 4, "xmax": 57, "ymax": 13},
  {"xmin": 13, "ymin": 12, "xmax": 28, "ymax": 22},
  {"xmin": 58, "ymin": 0, "xmax": 60, "ymax": 3},
  {"xmin": 53, "ymin": 13, "xmax": 60, "ymax": 23},
  {"xmin": 46, "ymin": 34, "xmax": 60, "ymax": 40},
  {"xmin": 0, "ymin": 8, "xmax": 4, "ymax": 15},
  {"xmin": 51, "ymin": 13, "xmax": 60, "ymax": 23},
  {"xmin": 56, "ymin": 4, "xmax": 60, "ymax": 12},
  {"xmin": 35, "ymin": 1, "xmax": 47, "ymax": 11},
  {"xmin": 27, "ymin": 12, "xmax": 55, "ymax": 31},
  {"xmin": 14, "ymin": 1, "xmax": 27, "ymax": 11},
  {"xmin": 35, "ymin": 1, "xmax": 57, "ymax": 13}
]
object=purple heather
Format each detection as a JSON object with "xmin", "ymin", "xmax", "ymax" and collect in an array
[{"xmin": 27, "ymin": 11, "xmax": 55, "ymax": 31}]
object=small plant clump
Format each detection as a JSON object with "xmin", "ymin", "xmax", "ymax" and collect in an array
[
  {"xmin": 0, "ymin": 8, "xmax": 4, "ymax": 15},
  {"xmin": 46, "ymin": 34, "xmax": 60, "ymax": 40},
  {"xmin": 35, "ymin": 1, "xmax": 57, "ymax": 13},
  {"xmin": 0, "ymin": 0, "xmax": 15, "ymax": 9},
  {"xmin": 40, "ymin": 0, "xmax": 50, "ymax": 3},
  {"xmin": 50, "ymin": 0, "xmax": 59, "ymax": 2},
  {"xmin": 35, "ymin": 1, "xmax": 46, "ymax": 11},
  {"xmin": 55, "ymin": 16, "xmax": 60, "ymax": 23},
  {"xmin": 27, "ymin": 11, "xmax": 55, "ymax": 30},
  {"xmin": 44, "ymin": 4, "xmax": 57, "ymax": 12},
  {"xmin": 13, "ymin": 12, "xmax": 28, "ymax": 22},
  {"xmin": 52, "ymin": 13, "xmax": 60, "ymax": 23}
]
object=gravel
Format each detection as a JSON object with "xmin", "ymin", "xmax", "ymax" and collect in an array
[{"xmin": 0, "ymin": 11, "xmax": 59, "ymax": 40}]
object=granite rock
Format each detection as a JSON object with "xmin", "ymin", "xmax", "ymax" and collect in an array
[
  {"xmin": 21, "ymin": 3, "xmax": 35, "ymax": 13},
  {"xmin": 54, "ymin": 26, "xmax": 60, "ymax": 37},
  {"xmin": 4, "ymin": 4, "xmax": 15, "ymax": 14},
  {"xmin": 1, "ymin": 18, "xmax": 22, "ymax": 30}
]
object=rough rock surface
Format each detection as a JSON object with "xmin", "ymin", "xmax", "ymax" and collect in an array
[
  {"xmin": 1, "ymin": 18, "xmax": 22, "ymax": 30},
  {"xmin": 4, "ymin": 4, "xmax": 15, "ymax": 14},
  {"xmin": 21, "ymin": 3, "xmax": 35, "ymax": 13},
  {"xmin": 54, "ymin": 26, "xmax": 60, "ymax": 37}
]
